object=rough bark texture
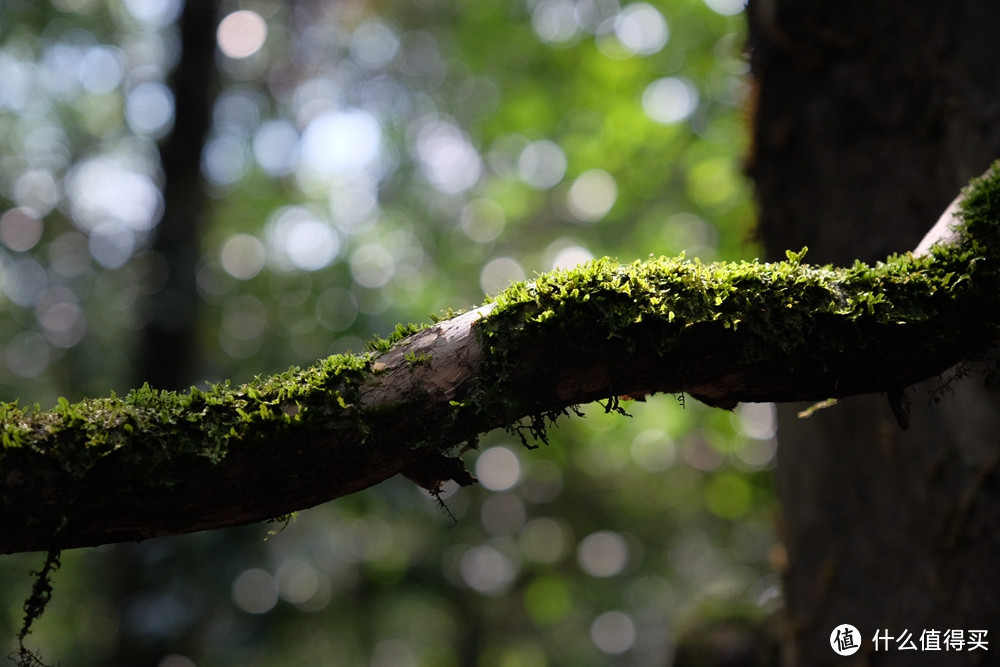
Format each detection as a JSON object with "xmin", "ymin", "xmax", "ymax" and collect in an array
[{"xmin": 748, "ymin": 0, "xmax": 1000, "ymax": 664}]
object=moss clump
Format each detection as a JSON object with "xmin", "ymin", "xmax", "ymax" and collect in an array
[
  {"xmin": 0, "ymin": 351, "xmax": 373, "ymax": 487},
  {"xmin": 482, "ymin": 244, "xmax": 990, "ymax": 364},
  {"xmin": 489, "ymin": 166, "xmax": 998, "ymax": 341},
  {"xmin": 2, "ymin": 164, "xmax": 999, "ymax": 520},
  {"xmin": 366, "ymin": 322, "xmax": 429, "ymax": 353},
  {"xmin": 472, "ymin": 163, "xmax": 1000, "ymax": 416}
]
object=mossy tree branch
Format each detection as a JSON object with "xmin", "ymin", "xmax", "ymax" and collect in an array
[{"xmin": 3, "ymin": 167, "xmax": 1000, "ymax": 554}]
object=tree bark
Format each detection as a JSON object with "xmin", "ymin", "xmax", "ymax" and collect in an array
[
  {"xmin": 748, "ymin": 1, "xmax": 1000, "ymax": 664},
  {"xmin": 1, "ymin": 194, "xmax": 998, "ymax": 553}
]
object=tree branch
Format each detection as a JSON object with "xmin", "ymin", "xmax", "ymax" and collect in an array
[{"xmin": 3, "ymin": 167, "xmax": 999, "ymax": 554}]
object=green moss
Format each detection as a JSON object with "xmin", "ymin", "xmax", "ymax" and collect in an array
[
  {"xmin": 469, "ymin": 164, "xmax": 1000, "ymax": 434},
  {"xmin": 404, "ymin": 351, "xmax": 434, "ymax": 367},
  {"xmin": 482, "ymin": 167, "xmax": 1000, "ymax": 354},
  {"xmin": 366, "ymin": 322, "xmax": 430, "ymax": 353},
  {"xmin": 0, "ymin": 351, "xmax": 375, "ymax": 486},
  {"xmin": 487, "ymin": 250, "xmax": 939, "ymax": 351},
  {"xmin": 3, "ymin": 164, "xmax": 1000, "ymax": 483}
]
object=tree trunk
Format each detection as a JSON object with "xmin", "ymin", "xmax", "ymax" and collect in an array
[
  {"xmin": 136, "ymin": 0, "xmax": 218, "ymax": 390},
  {"xmin": 116, "ymin": 5, "xmax": 221, "ymax": 663},
  {"xmin": 748, "ymin": 1, "xmax": 1000, "ymax": 664}
]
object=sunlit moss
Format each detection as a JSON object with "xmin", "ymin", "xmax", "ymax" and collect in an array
[
  {"xmin": 2, "ymin": 165, "xmax": 999, "ymax": 535},
  {"xmin": 480, "ymin": 164, "xmax": 1000, "ymax": 377},
  {"xmin": 0, "ymin": 352, "xmax": 370, "ymax": 489}
]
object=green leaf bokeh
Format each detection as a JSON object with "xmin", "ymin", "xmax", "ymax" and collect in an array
[{"xmin": 0, "ymin": 1, "xmax": 774, "ymax": 664}]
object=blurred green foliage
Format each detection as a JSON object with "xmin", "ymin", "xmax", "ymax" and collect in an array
[{"xmin": 0, "ymin": 0, "xmax": 776, "ymax": 665}]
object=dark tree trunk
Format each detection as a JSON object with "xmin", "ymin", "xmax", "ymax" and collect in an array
[
  {"xmin": 137, "ymin": 0, "xmax": 219, "ymax": 390},
  {"xmin": 748, "ymin": 1, "xmax": 1000, "ymax": 664},
  {"xmin": 112, "ymin": 4, "xmax": 223, "ymax": 665}
]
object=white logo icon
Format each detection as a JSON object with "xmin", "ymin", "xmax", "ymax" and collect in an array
[{"xmin": 831, "ymin": 624, "xmax": 861, "ymax": 656}]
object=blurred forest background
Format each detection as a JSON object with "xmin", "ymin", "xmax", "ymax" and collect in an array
[{"xmin": 0, "ymin": 1, "xmax": 778, "ymax": 665}]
